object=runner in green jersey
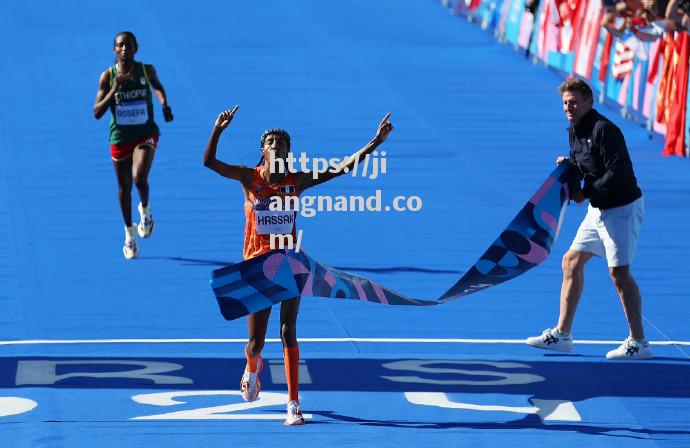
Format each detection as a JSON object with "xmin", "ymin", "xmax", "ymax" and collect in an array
[{"xmin": 93, "ymin": 31, "xmax": 173, "ymax": 259}]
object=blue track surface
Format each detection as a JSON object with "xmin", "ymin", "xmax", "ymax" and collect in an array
[{"xmin": 1, "ymin": 1, "xmax": 689, "ymax": 447}]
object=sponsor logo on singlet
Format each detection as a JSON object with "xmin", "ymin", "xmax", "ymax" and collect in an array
[{"xmin": 253, "ymin": 197, "xmax": 272, "ymax": 211}]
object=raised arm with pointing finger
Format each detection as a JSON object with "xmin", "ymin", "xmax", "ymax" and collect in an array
[
  {"xmin": 293, "ymin": 113, "xmax": 393, "ymax": 192},
  {"xmin": 203, "ymin": 106, "xmax": 254, "ymax": 189}
]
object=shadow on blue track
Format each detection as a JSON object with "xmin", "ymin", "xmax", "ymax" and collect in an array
[
  {"xmin": 542, "ymin": 354, "xmax": 687, "ymax": 362},
  {"xmin": 308, "ymin": 411, "xmax": 690, "ymax": 440}
]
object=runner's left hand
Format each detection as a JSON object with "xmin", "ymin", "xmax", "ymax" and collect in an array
[{"xmin": 163, "ymin": 105, "xmax": 174, "ymax": 122}]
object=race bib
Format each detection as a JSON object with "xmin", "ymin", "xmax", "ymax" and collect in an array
[
  {"xmin": 115, "ymin": 100, "xmax": 149, "ymax": 125},
  {"xmin": 255, "ymin": 210, "xmax": 295, "ymax": 235}
]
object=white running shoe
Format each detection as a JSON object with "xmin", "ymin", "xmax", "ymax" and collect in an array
[
  {"xmin": 137, "ymin": 203, "xmax": 154, "ymax": 238},
  {"xmin": 526, "ymin": 327, "xmax": 573, "ymax": 352},
  {"xmin": 240, "ymin": 357, "xmax": 263, "ymax": 402},
  {"xmin": 123, "ymin": 225, "xmax": 139, "ymax": 259},
  {"xmin": 606, "ymin": 337, "xmax": 653, "ymax": 360},
  {"xmin": 284, "ymin": 400, "xmax": 305, "ymax": 426}
]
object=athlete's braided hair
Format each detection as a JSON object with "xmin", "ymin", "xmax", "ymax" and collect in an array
[
  {"xmin": 260, "ymin": 128, "xmax": 291, "ymax": 150},
  {"xmin": 257, "ymin": 128, "xmax": 291, "ymax": 166}
]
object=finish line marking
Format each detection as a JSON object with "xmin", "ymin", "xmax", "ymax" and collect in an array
[{"xmin": 1, "ymin": 338, "xmax": 689, "ymax": 346}]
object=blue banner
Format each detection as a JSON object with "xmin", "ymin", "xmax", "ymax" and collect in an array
[{"xmin": 211, "ymin": 162, "xmax": 575, "ymax": 320}]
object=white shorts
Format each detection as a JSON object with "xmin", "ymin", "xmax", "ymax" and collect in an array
[{"xmin": 570, "ymin": 197, "xmax": 644, "ymax": 267}]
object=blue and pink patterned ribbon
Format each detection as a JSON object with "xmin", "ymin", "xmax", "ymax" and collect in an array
[{"xmin": 211, "ymin": 162, "xmax": 574, "ymax": 320}]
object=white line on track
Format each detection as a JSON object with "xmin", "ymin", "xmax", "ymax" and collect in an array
[{"xmin": 0, "ymin": 338, "xmax": 689, "ymax": 346}]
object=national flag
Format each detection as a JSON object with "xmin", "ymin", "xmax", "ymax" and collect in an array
[
  {"xmin": 573, "ymin": 0, "xmax": 603, "ymax": 79},
  {"xmin": 662, "ymin": 32, "xmax": 690, "ymax": 157},
  {"xmin": 612, "ymin": 31, "xmax": 637, "ymax": 79},
  {"xmin": 559, "ymin": 0, "xmax": 585, "ymax": 53},
  {"xmin": 643, "ymin": 39, "xmax": 663, "ymax": 119},
  {"xmin": 655, "ymin": 34, "xmax": 676, "ymax": 126},
  {"xmin": 599, "ymin": 31, "xmax": 614, "ymax": 82}
]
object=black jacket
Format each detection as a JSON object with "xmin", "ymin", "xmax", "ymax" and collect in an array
[{"xmin": 567, "ymin": 109, "xmax": 642, "ymax": 209}]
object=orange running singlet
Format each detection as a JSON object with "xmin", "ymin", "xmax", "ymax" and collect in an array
[{"xmin": 243, "ymin": 166, "xmax": 299, "ymax": 260}]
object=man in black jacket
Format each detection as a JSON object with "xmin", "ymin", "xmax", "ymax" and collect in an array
[{"xmin": 526, "ymin": 78, "xmax": 651, "ymax": 360}]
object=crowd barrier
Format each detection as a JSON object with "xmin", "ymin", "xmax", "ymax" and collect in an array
[{"xmin": 441, "ymin": 0, "xmax": 690, "ymax": 157}]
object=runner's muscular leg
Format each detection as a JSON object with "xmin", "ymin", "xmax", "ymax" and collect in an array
[
  {"xmin": 246, "ymin": 307, "xmax": 272, "ymax": 357},
  {"xmin": 113, "ymin": 157, "xmax": 134, "ymax": 227},
  {"xmin": 280, "ymin": 297, "xmax": 301, "ymax": 403},
  {"xmin": 280, "ymin": 297, "xmax": 301, "ymax": 347},
  {"xmin": 132, "ymin": 143, "xmax": 156, "ymax": 208}
]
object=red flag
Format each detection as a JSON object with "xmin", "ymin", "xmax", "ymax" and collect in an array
[
  {"xmin": 599, "ymin": 32, "xmax": 614, "ymax": 82},
  {"xmin": 655, "ymin": 34, "xmax": 677, "ymax": 126},
  {"xmin": 559, "ymin": 0, "xmax": 585, "ymax": 52},
  {"xmin": 662, "ymin": 32, "xmax": 690, "ymax": 157},
  {"xmin": 647, "ymin": 36, "xmax": 666, "ymax": 83},
  {"xmin": 573, "ymin": 0, "xmax": 603, "ymax": 78},
  {"xmin": 467, "ymin": 0, "xmax": 482, "ymax": 12}
]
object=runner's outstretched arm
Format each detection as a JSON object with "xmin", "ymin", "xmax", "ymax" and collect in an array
[{"xmin": 295, "ymin": 113, "xmax": 393, "ymax": 192}]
